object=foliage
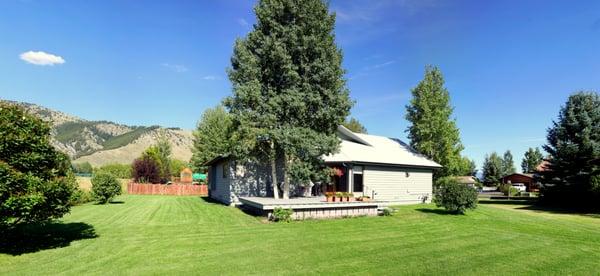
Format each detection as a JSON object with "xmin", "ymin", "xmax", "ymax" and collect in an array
[
  {"xmin": 225, "ymin": 0, "xmax": 352, "ymax": 199},
  {"xmin": 170, "ymin": 159, "xmax": 189, "ymax": 177},
  {"xmin": 434, "ymin": 176, "xmax": 459, "ymax": 189},
  {"xmin": 0, "ymin": 103, "xmax": 77, "ymax": 227},
  {"xmin": 342, "ymin": 117, "xmax": 367, "ymax": 133},
  {"xmin": 405, "ymin": 66, "xmax": 467, "ymax": 179},
  {"xmin": 190, "ymin": 105, "xmax": 233, "ymax": 173},
  {"xmin": 95, "ymin": 163, "xmax": 132, "ymax": 179},
  {"xmin": 72, "ymin": 162, "xmax": 93, "ymax": 175},
  {"xmin": 91, "ymin": 173, "xmax": 122, "ymax": 204},
  {"xmin": 541, "ymin": 91, "xmax": 600, "ymax": 207},
  {"xmin": 101, "ymin": 126, "xmax": 159, "ymax": 151},
  {"xmin": 482, "ymin": 152, "xmax": 504, "ymax": 185},
  {"xmin": 382, "ymin": 208, "xmax": 393, "ymax": 216},
  {"xmin": 502, "ymin": 150, "xmax": 516, "ymax": 176},
  {"xmin": 132, "ymin": 156, "xmax": 161, "ymax": 184},
  {"xmin": 521, "ymin": 147, "xmax": 544, "ymax": 173},
  {"xmin": 456, "ymin": 156, "xmax": 477, "ymax": 176},
  {"xmin": 434, "ymin": 182, "xmax": 478, "ymax": 214},
  {"xmin": 499, "ymin": 184, "xmax": 520, "ymax": 196},
  {"xmin": 70, "ymin": 188, "xmax": 94, "ymax": 205},
  {"xmin": 142, "ymin": 132, "xmax": 172, "ymax": 183},
  {"xmin": 271, "ymin": 207, "xmax": 293, "ymax": 222}
]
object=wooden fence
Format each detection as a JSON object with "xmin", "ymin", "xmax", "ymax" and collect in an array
[{"xmin": 128, "ymin": 183, "xmax": 208, "ymax": 196}]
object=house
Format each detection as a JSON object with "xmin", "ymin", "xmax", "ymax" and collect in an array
[
  {"xmin": 454, "ymin": 176, "xmax": 478, "ymax": 188},
  {"xmin": 501, "ymin": 173, "xmax": 539, "ymax": 192},
  {"xmin": 205, "ymin": 125, "xmax": 441, "ymax": 206}
]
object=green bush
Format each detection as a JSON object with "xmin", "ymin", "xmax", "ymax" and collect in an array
[
  {"xmin": 72, "ymin": 162, "xmax": 93, "ymax": 175},
  {"xmin": 95, "ymin": 163, "xmax": 131, "ymax": 179},
  {"xmin": 434, "ymin": 182, "xmax": 478, "ymax": 214},
  {"xmin": 70, "ymin": 188, "xmax": 94, "ymax": 205},
  {"xmin": 271, "ymin": 207, "xmax": 293, "ymax": 222},
  {"xmin": 0, "ymin": 103, "xmax": 77, "ymax": 227},
  {"xmin": 382, "ymin": 208, "xmax": 393, "ymax": 216},
  {"xmin": 91, "ymin": 173, "xmax": 122, "ymax": 204},
  {"xmin": 499, "ymin": 184, "xmax": 520, "ymax": 196}
]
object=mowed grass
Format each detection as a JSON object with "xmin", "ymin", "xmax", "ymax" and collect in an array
[{"xmin": 2, "ymin": 196, "xmax": 600, "ymax": 275}]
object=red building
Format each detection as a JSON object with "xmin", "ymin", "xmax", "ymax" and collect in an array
[{"xmin": 501, "ymin": 173, "xmax": 538, "ymax": 192}]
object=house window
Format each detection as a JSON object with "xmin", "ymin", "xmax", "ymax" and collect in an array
[
  {"xmin": 353, "ymin": 166, "xmax": 363, "ymax": 192},
  {"xmin": 222, "ymin": 162, "xmax": 228, "ymax": 178}
]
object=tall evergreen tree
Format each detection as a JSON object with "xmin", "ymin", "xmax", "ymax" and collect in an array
[
  {"xmin": 482, "ymin": 152, "xmax": 503, "ymax": 185},
  {"xmin": 405, "ymin": 66, "xmax": 465, "ymax": 178},
  {"xmin": 521, "ymin": 147, "xmax": 543, "ymax": 173},
  {"xmin": 225, "ymin": 0, "xmax": 352, "ymax": 199},
  {"xmin": 542, "ymin": 91, "xmax": 600, "ymax": 206},
  {"xmin": 342, "ymin": 117, "xmax": 367, "ymax": 133},
  {"xmin": 502, "ymin": 150, "xmax": 516, "ymax": 176},
  {"xmin": 190, "ymin": 106, "xmax": 233, "ymax": 172}
]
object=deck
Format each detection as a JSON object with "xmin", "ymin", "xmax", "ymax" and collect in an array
[{"xmin": 239, "ymin": 197, "xmax": 380, "ymax": 220}]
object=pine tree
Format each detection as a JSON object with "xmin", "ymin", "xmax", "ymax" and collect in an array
[
  {"xmin": 502, "ymin": 150, "xmax": 516, "ymax": 176},
  {"xmin": 225, "ymin": 0, "xmax": 352, "ymax": 199},
  {"xmin": 342, "ymin": 117, "xmax": 367, "ymax": 133},
  {"xmin": 482, "ymin": 152, "xmax": 503, "ymax": 185},
  {"xmin": 521, "ymin": 147, "xmax": 543, "ymax": 173},
  {"xmin": 542, "ymin": 91, "xmax": 600, "ymax": 206},
  {"xmin": 405, "ymin": 65, "xmax": 465, "ymax": 179}
]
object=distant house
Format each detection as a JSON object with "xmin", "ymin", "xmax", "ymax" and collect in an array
[
  {"xmin": 454, "ymin": 176, "xmax": 478, "ymax": 188},
  {"xmin": 501, "ymin": 173, "xmax": 539, "ymax": 192},
  {"xmin": 205, "ymin": 126, "xmax": 441, "ymax": 205}
]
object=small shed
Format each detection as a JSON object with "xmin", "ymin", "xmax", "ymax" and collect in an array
[
  {"xmin": 180, "ymin": 168, "xmax": 193, "ymax": 184},
  {"xmin": 501, "ymin": 173, "xmax": 538, "ymax": 192}
]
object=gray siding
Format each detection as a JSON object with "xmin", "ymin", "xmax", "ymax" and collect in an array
[
  {"xmin": 210, "ymin": 161, "xmax": 232, "ymax": 205},
  {"xmin": 364, "ymin": 166, "xmax": 433, "ymax": 204}
]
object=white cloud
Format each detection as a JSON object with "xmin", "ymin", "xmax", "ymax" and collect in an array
[
  {"xmin": 20, "ymin": 51, "xmax": 65, "ymax": 66},
  {"xmin": 161, "ymin": 63, "xmax": 188, "ymax": 73},
  {"xmin": 237, "ymin": 18, "xmax": 249, "ymax": 27},
  {"xmin": 202, "ymin": 75, "xmax": 220, "ymax": 80},
  {"xmin": 363, "ymin": 60, "xmax": 396, "ymax": 71}
]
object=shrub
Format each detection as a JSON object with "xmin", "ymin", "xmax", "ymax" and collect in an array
[
  {"xmin": 434, "ymin": 182, "xmax": 478, "ymax": 214},
  {"xmin": 382, "ymin": 208, "xmax": 393, "ymax": 216},
  {"xmin": 132, "ymin": 156, "xmax": 161, "ymax": 184},
  {"xmin": 95, "ymin": 163, "xmax": 131, "ymax": 179},
  {"xmin": 271, "ymin": 207, "xmax": 293, "ymax": 222},
  {"xmin": 72, "ymin": 162, "xmax": 93, "ymax": 175},
  {"xmin": 70, "ymin": 188, "xmax": 94, "ymax": 205},
  {"xmin": 91, "ymin": 173, "xmax": 122, "ymax": 204},
  {"xmin": 0, "ymin": 104, "xmax": 76, "ymax": 227},
  {"xmin": 499, "ymin": 183, "xmax": 520, "ymax": 196},
  {"xmin": 170, "ymin": 159, "xmax": 189, "ymax": 177}
]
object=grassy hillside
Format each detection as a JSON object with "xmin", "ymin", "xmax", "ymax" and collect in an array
[{"xmin": 2, "ymin": 196, "xmax": 599, "ymax": 275}]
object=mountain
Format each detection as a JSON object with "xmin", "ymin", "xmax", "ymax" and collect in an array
[{"xmin": 2, "ymin": 100, "xmax": 194, "ymax": 167}]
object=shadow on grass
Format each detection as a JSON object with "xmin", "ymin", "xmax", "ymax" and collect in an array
[
  {"xmin": 415, "ymin": 208, "xmax": 462, "ymax": 215},
  {"xmin": 479, "ymin": 199, "xmax": 537, "ymax": 205},
  {"xmin": 0, "ymin": 222, "xmax": 97, "ymax": 256},
  {"xmin": 199, "ymin": 196, "xmax": 224, "ymax": 205},
  {"xmin": 109, "ymin": 201, "xmax": 125, "ymax": 204},
  {"xmin": 480, "ymin": 199, "xmax": 600, "ymax": 218}
]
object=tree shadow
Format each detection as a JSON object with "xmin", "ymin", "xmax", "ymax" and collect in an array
[
  {"xmin": 200, "ymin": 196, "xmax": 222, "ymax": 205},
  {"xmin": 0, "ymin": 222, "xmax": 97, "ymax": 256},
  {"xmin": 109, "ymin": 201, "xmax": 125, "ymax": 204},
  {"xmin": 415, "ymin": 208, "xmax": 462, "ymax": 215},
  {"xmin": 480, "ymin": 199, "xmax": 600, "ymax": 218},
  {"xmin": 479, "ymin": 199, "xmax": 537, "ymax": 205}
]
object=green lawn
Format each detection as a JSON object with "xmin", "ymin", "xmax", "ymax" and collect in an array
[{"xmin": 2, "ymin": 196, "xmax": 600, "ymax": 275}]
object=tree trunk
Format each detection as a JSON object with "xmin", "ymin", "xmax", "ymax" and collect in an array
[
  {"xmin": 270, "ymin": 141, "xmax": 279, "ymax": 199},
  {"xmin": 282, "ymin": 153, "xmax": 290, "ymax": 199},
  {"xmin": 271, "ymin": 157, "xmax": 279, "ymax": 199}
]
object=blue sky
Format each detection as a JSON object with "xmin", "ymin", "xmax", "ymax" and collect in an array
[{"xmin": 1, "ymin": 0, "xmax": 599, "ymax": 171}]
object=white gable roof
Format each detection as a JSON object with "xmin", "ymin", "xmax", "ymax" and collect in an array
[{"xmin": 323, "ymin": 126, "xmax": 442, "ymax": 168}]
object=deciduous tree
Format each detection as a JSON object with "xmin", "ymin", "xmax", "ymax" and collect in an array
[
  {"xmin": 0, "ymin": 103, "xmax": 76, "ymax": 227},
  {"xmin": 225, "ymin": 0, "xmax": 352, "ymax": 199},
  {"xmin": 405, "ymin": 66, "xmax": 465, "ymax": 179},
  {"xmin": 521, "ymin": 147, "xmax": 543, "ymax": 173},
  {"xmin": 342, "ymin": 117, "xmax": 367, "ymax": 133},
  {"xmin": 482, "ymin": 152, "xmax": 503, "ymax": 185},
  {"xmin": 502, "ymin": 150, "xmax": 516, "ymax": 176},
  {"xmin": 190, "ymin": 106, "xmax": 232, "ymax": 173}
]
